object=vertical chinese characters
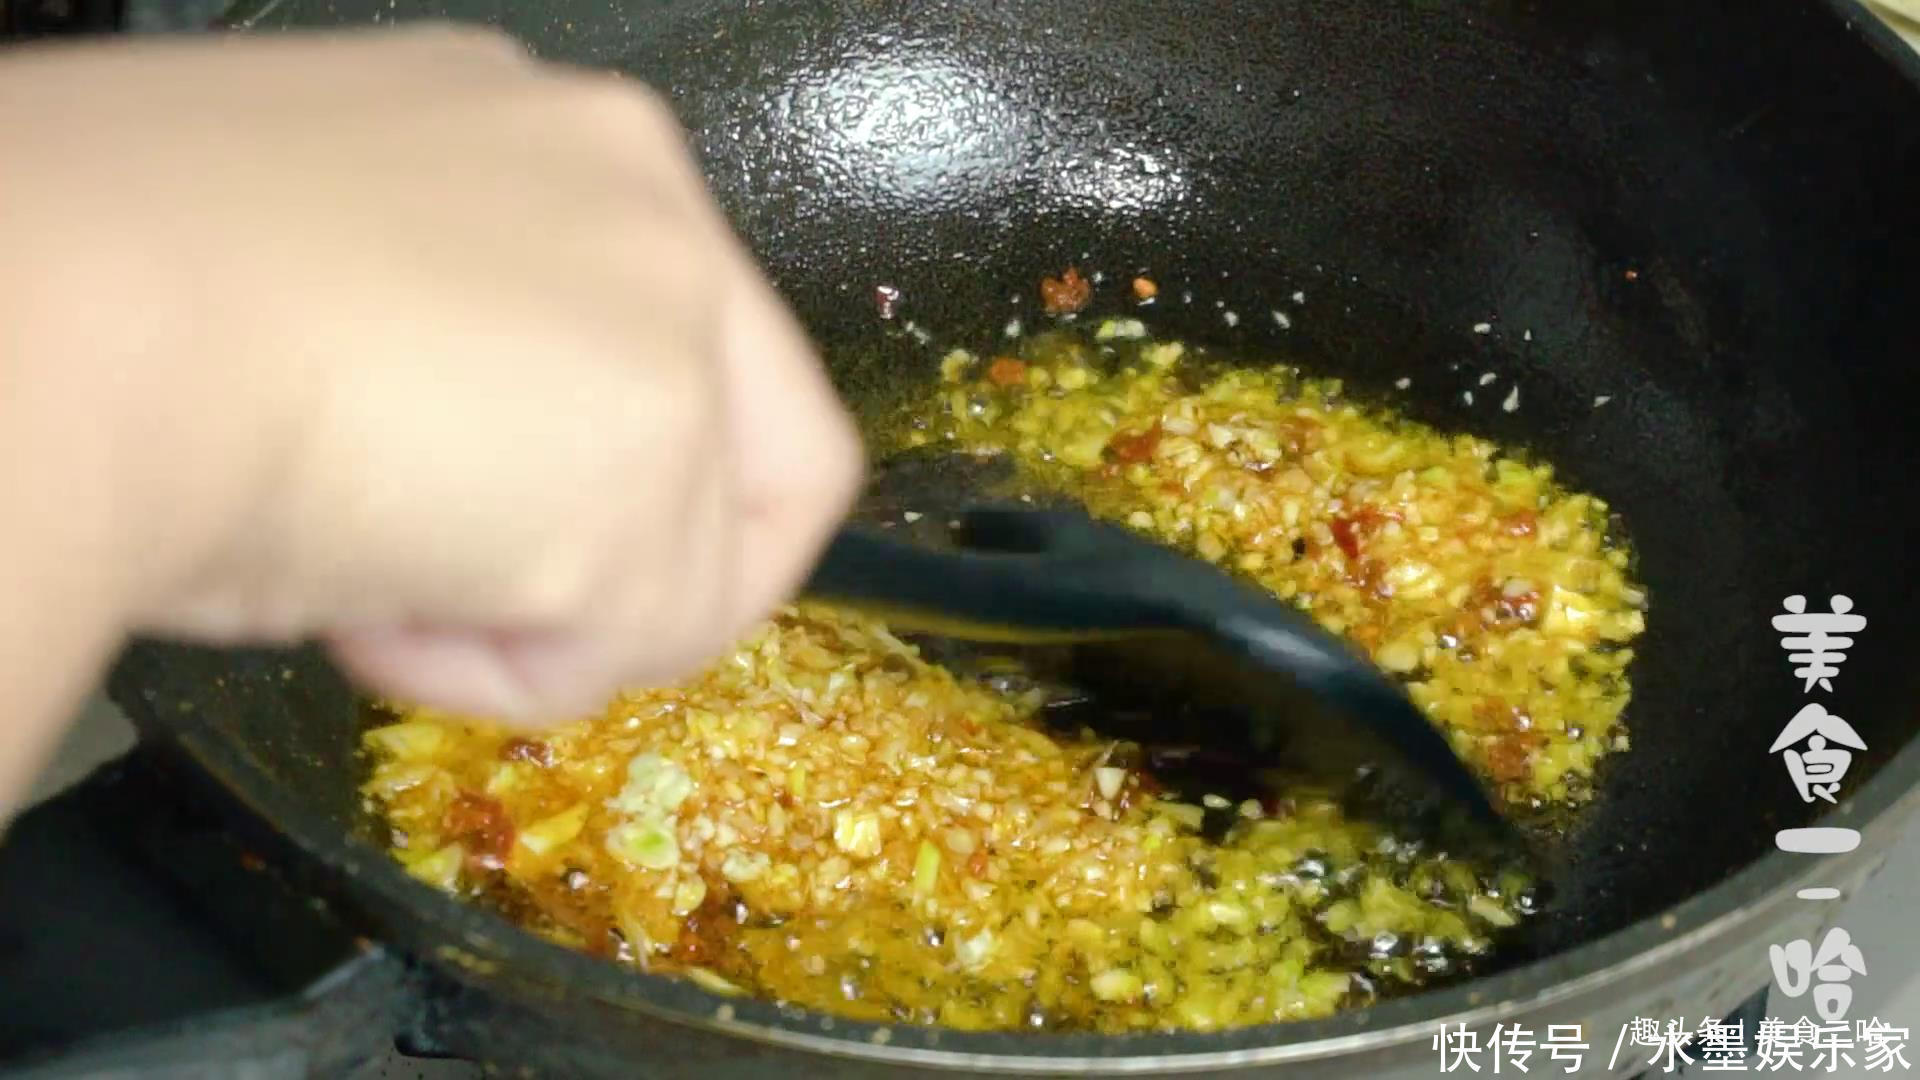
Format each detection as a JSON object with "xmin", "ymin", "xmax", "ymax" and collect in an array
[{"xmin": 1768, "ymin": 594, "xmax": 1870, "ymax": 1027}]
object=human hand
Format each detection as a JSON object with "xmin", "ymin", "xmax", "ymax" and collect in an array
[{"xmin": 0, "ymin": 25, "xmax": 863, "ymax": 728}]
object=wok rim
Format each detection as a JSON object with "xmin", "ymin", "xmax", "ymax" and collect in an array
[{"xmin": 155, "ymin": 699, "xmax": 1920, "ymax": 1071}]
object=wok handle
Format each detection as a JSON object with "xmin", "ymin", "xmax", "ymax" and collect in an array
[
  {"xmin": 2, "ymin": 950, "xmax": 414, "ymax": 1079},
  {"xmin": 0, "ymin": 752, "xmax": 415, "ymax": 1078}
]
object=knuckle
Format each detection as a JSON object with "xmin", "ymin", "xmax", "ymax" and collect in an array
[
  {"xmin": 559, "ymin": 76, "xmax": 710, "ymax": 203},
  {"xmin": 777, "ymin": 376, "xmax": 868, "ymax": 512},
  {"xmin": 412, "ymin": 19, "xmax": 527, "ymax": 61},
  {"xmin": 605, "ymin": 216, "xmax": 720, "ymax": 298},
  {"xmin": 813, "ymin": 408, "xmax": 867, "ymax": 513},
  {"xmin": 507, "ymin": 543, "xmax": 602, "ymax": 627},
  {"xmin": 562, "ymin": 71, "xmax": 678, "ymax": 138},
  {"xmin": 751, "ymin": 412, "xmax": 864, "ymax": 546}
]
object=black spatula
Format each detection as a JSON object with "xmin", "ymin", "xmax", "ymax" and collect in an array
[{"xmin": 802, "ymin": 502, "xmax": 1509, "ymax": 834}]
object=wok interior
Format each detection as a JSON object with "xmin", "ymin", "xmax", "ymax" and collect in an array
[{"xmin": 124, "ymin": 0, "xmax": 1920, "ymax": 1027}]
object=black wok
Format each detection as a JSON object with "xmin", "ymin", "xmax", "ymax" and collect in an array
[{"xmin": 95, "ymin": 0, "xmax": 1920, "ymax": 1074}]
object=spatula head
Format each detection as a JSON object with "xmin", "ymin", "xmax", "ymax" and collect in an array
[
  {"xmin": 1042, "ymin": 633, "xmax": 1512, "ymax": 839},
  {"xmin": 951, "ymin": 507, "xmax": 1512, "ymax": 831}
]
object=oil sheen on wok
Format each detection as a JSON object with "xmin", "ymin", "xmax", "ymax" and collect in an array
[{"xmin": 359, "ymin": 307, "xmax": 1647, "ymax": 1034}]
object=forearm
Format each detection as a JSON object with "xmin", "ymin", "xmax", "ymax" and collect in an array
[
  {"xmin": 0, "ymin": 546, "xmax": 123, "ymax": 823},
  {"xmin": 0, "ymin": 376, "xmax": 132, "ymax": 822},
  {"xmin": 0, "ymin": 92, "xmax": 256, "ymax": 808}
]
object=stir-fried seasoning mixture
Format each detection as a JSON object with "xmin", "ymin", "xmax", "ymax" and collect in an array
[
  {"xmin": 361, "ymin": 298, "xmax": 1646, "ymax": 1034},
  {"xmin": 913, "ymin": 326, "xmax": 1645, "ymax": 803}
]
